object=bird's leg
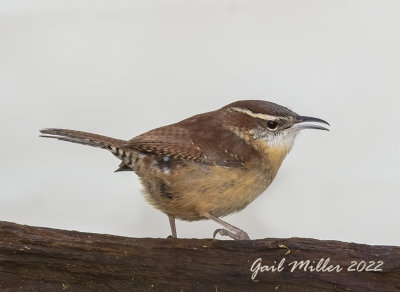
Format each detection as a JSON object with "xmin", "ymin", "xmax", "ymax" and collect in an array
[
  {"xmin": 168, "ymin": 215, "xmax": 177, "ymax": 239},
  {"xmin": 206, "ymin": 214, "xmax": 250, "ymax": 240}
]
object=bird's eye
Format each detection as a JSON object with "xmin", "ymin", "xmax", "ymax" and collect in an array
[{"xmin": 267, "ymin": 120, "xmax": 278, "ymax": 130}]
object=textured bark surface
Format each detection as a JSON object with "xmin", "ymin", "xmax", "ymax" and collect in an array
[{"xmin": 0, "ymin": 221, "xmax": 399, "ymax": 291}]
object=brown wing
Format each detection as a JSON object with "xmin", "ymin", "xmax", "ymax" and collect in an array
[{"xmin": 123, "ymin": 111, "xmax": 257, "ymax": 167}]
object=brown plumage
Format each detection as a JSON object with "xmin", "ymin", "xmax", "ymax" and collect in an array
[{"xmin": 40, "ymin": 100, "xmax": 329, "ymax": 239}]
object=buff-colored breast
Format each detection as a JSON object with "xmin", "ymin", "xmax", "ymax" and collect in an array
[{"xmin": 136, "ymin": 154, "xmax": 280, "ymax": 221}]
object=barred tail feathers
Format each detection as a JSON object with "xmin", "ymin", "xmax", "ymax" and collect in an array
[
  {"xmin": 40, "ymin": 128, "xmax": 138, "ymax": 171},
  {"xmin": 40, "ymin": 127, "xmax": 129, "ymax": 156}
]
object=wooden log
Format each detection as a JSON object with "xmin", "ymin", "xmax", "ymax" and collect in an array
[{"xmin": 0, "ymin": 221, "xmax": 399, "ymax": 291}]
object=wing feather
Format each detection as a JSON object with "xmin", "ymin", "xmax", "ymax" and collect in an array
[{"xmin": 123, "ymin": 112, "xmax": 257, "ymax": 167}]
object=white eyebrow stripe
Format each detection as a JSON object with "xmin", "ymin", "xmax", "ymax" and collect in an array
[{"xmin": 231, "ymin": 107, "xmax": 281, "ymax": 120}]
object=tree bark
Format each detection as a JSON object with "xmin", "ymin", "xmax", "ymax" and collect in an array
[{"xmin": 0, "ymin": 221, "xmax": 399, "ymax": 291}]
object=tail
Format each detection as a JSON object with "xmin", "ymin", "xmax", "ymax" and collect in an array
[
  {"xmin": 40, "ymin": 128, "xmax": 126, "ymax": 150},
  {"xmin": 40, "ymin": 128, "xmax": 139, "ymax": 172}
]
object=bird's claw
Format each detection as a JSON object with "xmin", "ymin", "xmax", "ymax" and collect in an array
[{"xmin": 213, "ymin": 228, "xmax": 250, "ymax": 240}]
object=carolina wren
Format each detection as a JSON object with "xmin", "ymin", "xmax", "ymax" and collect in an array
[{"xmin": 40, "ymin": 100, "xmax": 329, "ymax": 240}]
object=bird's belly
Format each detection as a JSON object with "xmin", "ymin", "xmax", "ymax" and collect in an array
[{"xmin": 139, "ymin": 160, "xmax": 274, "ymax": 221}]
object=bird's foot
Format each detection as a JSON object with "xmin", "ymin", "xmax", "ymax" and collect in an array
[{"xmin": 213, "ymin": 228, "xmax": 250, "ymax": 240}]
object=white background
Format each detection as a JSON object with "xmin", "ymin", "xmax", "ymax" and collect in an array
[{"xmin": 1, "ymin": 0, "xmax": 399, "ymax": 245}]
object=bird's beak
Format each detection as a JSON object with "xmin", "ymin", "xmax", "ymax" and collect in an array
[{"xmin": 290, "ymin": 115, "xmax": 330, "ymax": 131}]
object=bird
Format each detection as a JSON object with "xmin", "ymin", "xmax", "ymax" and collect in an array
[{"xmin": 40, "ymin": 100, "xmax": 329, "ymax": 240}]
